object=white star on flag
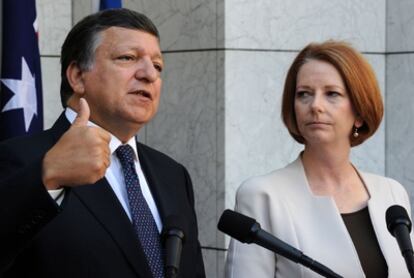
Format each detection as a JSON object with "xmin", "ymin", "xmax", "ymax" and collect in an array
[{"xmin": 1, "ymin": 57, "xmax": 38, "ymax": 132}]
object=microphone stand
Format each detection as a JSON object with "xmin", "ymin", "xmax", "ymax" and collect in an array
[
  {"xmin": 404, "ymin": 254, "xmax": 414, "ymax": 278},
  {"xmin": 395, "ymin": 226, "xmax": 414, "ymax": 278}
]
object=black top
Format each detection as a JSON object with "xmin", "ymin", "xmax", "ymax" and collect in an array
[{"xmin": 341, "ymin": 207, "xmax": 388, "ymax": 278}]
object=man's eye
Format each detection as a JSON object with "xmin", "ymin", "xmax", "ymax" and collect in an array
[
  {"xmin": 154, "ymin": 63, "xmax": 163, "ymax": 73},
  {"xmin": 118, "ymin": 55, "xmax": 135, "ymax": 61}
]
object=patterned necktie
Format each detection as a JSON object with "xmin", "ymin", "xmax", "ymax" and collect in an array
[{"xmin": 116, "ymin": 145, "xmax": 164, "ymax": 278}]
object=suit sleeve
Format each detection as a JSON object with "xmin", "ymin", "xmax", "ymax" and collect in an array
[
  {"xmin": 182, "ymin": 166, "xmax": 206, "ymax": 278},
  {"xmin": 0, "ymin": 142, "xmax": 60, "ymax": 273}
]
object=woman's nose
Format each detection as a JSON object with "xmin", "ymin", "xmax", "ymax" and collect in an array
[{"xmin": 310, "ymin": 94, "xmax": 324, "ymax": 113}]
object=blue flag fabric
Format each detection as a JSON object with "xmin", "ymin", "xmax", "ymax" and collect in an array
[
  {"xmin": 100, "ymin": 0, "xmax": 122, "ymax": 10},
  {"xmin": 0, "ymin": 0, "xmax": 43, "ymax": 141}
]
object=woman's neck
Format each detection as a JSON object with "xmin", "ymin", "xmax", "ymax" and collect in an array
[
  {"xmin": 301, "ymin": 144, "xmax": 369, "ymax": 213},
  {"xmin": 302, "ymin": 144, "xmax": 352, "ymax": 184}
]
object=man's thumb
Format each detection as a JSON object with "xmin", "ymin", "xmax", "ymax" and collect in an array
[{"xmin": 72, "ymin": 98, "xmax": 90, "ymax": 126}]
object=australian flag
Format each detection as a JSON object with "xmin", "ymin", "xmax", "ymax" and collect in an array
[{"xmin": 0, "ymin": 0, "xmax": 43, "ymax": 141}]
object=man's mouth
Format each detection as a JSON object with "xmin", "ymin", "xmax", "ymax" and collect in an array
[{"xmin": 131, "ymin": 90, "xmax": 152, "ymax": 100}]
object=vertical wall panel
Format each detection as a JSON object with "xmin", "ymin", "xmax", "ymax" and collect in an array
[{"xmin": 386, "ymin": 0, "xmax": 414, "ymax": 210}]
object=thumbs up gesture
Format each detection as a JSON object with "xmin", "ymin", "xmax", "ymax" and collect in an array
[
  {"xmin": 72, "ymin": 97, "xmax": 91, "ymax": 127},
  {"xmin": 42, "ymin": 98, "xmax": 112, "ymax": 190}
]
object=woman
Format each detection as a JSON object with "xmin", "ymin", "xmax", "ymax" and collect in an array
[{"xmin": 225, "ymin": 41, "xmax": 411, "ymax": 277}]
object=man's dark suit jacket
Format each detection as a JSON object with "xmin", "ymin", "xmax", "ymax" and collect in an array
[{"xmin": 0, "ymin": 113, "xmax": 205, "ymax": 278}]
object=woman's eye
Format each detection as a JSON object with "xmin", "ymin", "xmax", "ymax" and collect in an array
[
  {"xmin": 296, "ymin": 91, "xmax": 310, "ymax": 98},
  {"xmin": 327, "ymin": 91, "xmax": 340, "ymax": 97}
]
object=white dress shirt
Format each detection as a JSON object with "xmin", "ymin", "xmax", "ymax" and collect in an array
[{"xmin": 48, "ymin": 108, "xmax": 162, "ymax": 232}]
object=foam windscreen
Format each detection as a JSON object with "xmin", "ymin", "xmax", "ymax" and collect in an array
[
  {"xmin": 217, "ymin": 209, "xmax": 256, "ymax": 243},
  {"xmin": 386, "ymin": 205, "xmax": 412, "ymax": 234}
]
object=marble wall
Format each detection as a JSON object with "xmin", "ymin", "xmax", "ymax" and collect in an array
[
  {"xmin": 386, "ymin": 0, "xmax": 414, "ymax": 202},
  {"xmin": 31, "ymin": 0, "xmax": 414, "ymax": 277},
  {"xmin": 225, "ymin": 0, "xmax": 385, "ymax": 52},
  {"xmin": 36, "ymin": 0, "xmax": 71, "ymax": 128}
]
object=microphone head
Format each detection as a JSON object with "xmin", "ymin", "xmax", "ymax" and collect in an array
[
  {"xmin": 217, "ymin": 209, "xmax": 258, "ymax": 243},
  {"xmin": 386, "ymin": 205, "xmax": 412, "ymax": 235},
  {"xmin": 162, "ymin": 215, "xmax": 186, "ymax": 242}
]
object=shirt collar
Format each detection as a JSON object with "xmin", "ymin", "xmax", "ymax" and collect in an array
[{"xmin": 65, "ymin": 108, "xmax": 139, "ymax": 161}]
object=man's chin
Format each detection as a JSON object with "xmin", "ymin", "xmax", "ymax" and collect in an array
[{"xmin": 129, "ymin": 115, "xmax": 155, "ymax": 128}]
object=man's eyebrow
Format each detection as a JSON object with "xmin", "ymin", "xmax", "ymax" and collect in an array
[
  {"xmin": 124, "ymin": 46, "xmax": 163, "ymax": 58},
  {"xmin": 151, "ymin": 52, "xmax": 163, "ymax": 60}
]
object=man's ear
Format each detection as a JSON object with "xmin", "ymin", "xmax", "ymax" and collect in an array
[{"xmin": 66, "ymin": 61, "xmax": 86, "ymax": 96}]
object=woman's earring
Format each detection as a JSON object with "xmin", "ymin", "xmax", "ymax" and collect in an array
[{"xmin": 353, "ymin": 127, "xmax": 359, "ymax": 138}]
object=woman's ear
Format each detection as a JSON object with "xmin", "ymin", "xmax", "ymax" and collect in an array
[
  {"xmin": 66, "ymin": 61, "xmax": 85, "ymax": 96},
  {"xmin": 354, "ymin": 117, "xmax": 363, "ymax": 128}
]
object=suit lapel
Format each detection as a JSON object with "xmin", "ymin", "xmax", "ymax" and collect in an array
[
  {"xmin": 136, "ymin": 142, "xmax": 181, "ymax": 223},
  {"xmin": 49, "ymin": 112, "xmax": 71, "ymax": 141},
  {"xmin": 72, "ymin": 179, "xmax": 153, "ymax": 277}
]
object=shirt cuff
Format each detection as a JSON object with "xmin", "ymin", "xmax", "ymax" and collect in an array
[{"xmin": 48, "ymin": 188, "xmax": 65, "ymax": 205}]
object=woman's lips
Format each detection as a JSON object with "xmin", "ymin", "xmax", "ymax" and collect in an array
[{"xmin": 306, "ymin": 121, "xmax": 331, "ymax": 127}]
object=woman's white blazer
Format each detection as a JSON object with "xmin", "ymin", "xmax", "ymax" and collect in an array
[{"xmin": 225, "ymin": 156, "xmax": 412, "ymax": 278}]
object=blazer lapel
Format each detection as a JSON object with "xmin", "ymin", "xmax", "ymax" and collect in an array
[
  {"xmin": 72, "ymin": 179, "xmax": 153, "ymax": 277},
  {"xmin": 136, "ymin": 143, "xmax": 180, "ymax": 222}
]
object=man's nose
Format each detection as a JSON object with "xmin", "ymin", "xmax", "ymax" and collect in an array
[{"xmin": 135, "ymin": 57, "xmax": 158, "ymax": 82}]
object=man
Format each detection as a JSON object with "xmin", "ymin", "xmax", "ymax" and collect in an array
[{"xmin": 0, "ymin": 8, "xmax": 205, "ymax": 278}]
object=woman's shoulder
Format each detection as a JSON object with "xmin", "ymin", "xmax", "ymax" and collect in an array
[
  {"xmin": 362, "ymin": 171, "xmax": 405, "ymax": 190},
  {"xmin": 237, "ymin": 157, "xmax": 303, "ymax": 197},
  {"xmin": 360, "ymin": 171, "xmax": 409, "ymax": 203}
]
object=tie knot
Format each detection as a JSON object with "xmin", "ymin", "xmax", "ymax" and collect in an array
[{"xmin": 116, "ymin": 144, "xmax": 135, "ymax": 165}]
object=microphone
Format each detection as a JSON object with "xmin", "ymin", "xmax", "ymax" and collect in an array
[
  {"xmin": 218, "ymin": 209, "xmax": 343, "ymax": 278},
  {"xmin": 386, "ymin": 205, "xmax": 414, "ymax": 277},
  {"xmin": 162, "ymin": 215, "xmax": 186, "ymax": 278}
]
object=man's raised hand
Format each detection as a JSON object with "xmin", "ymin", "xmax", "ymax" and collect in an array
[{"xmin": 42, "ymin": 98, "xmax": 112, "ymax": 190}]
